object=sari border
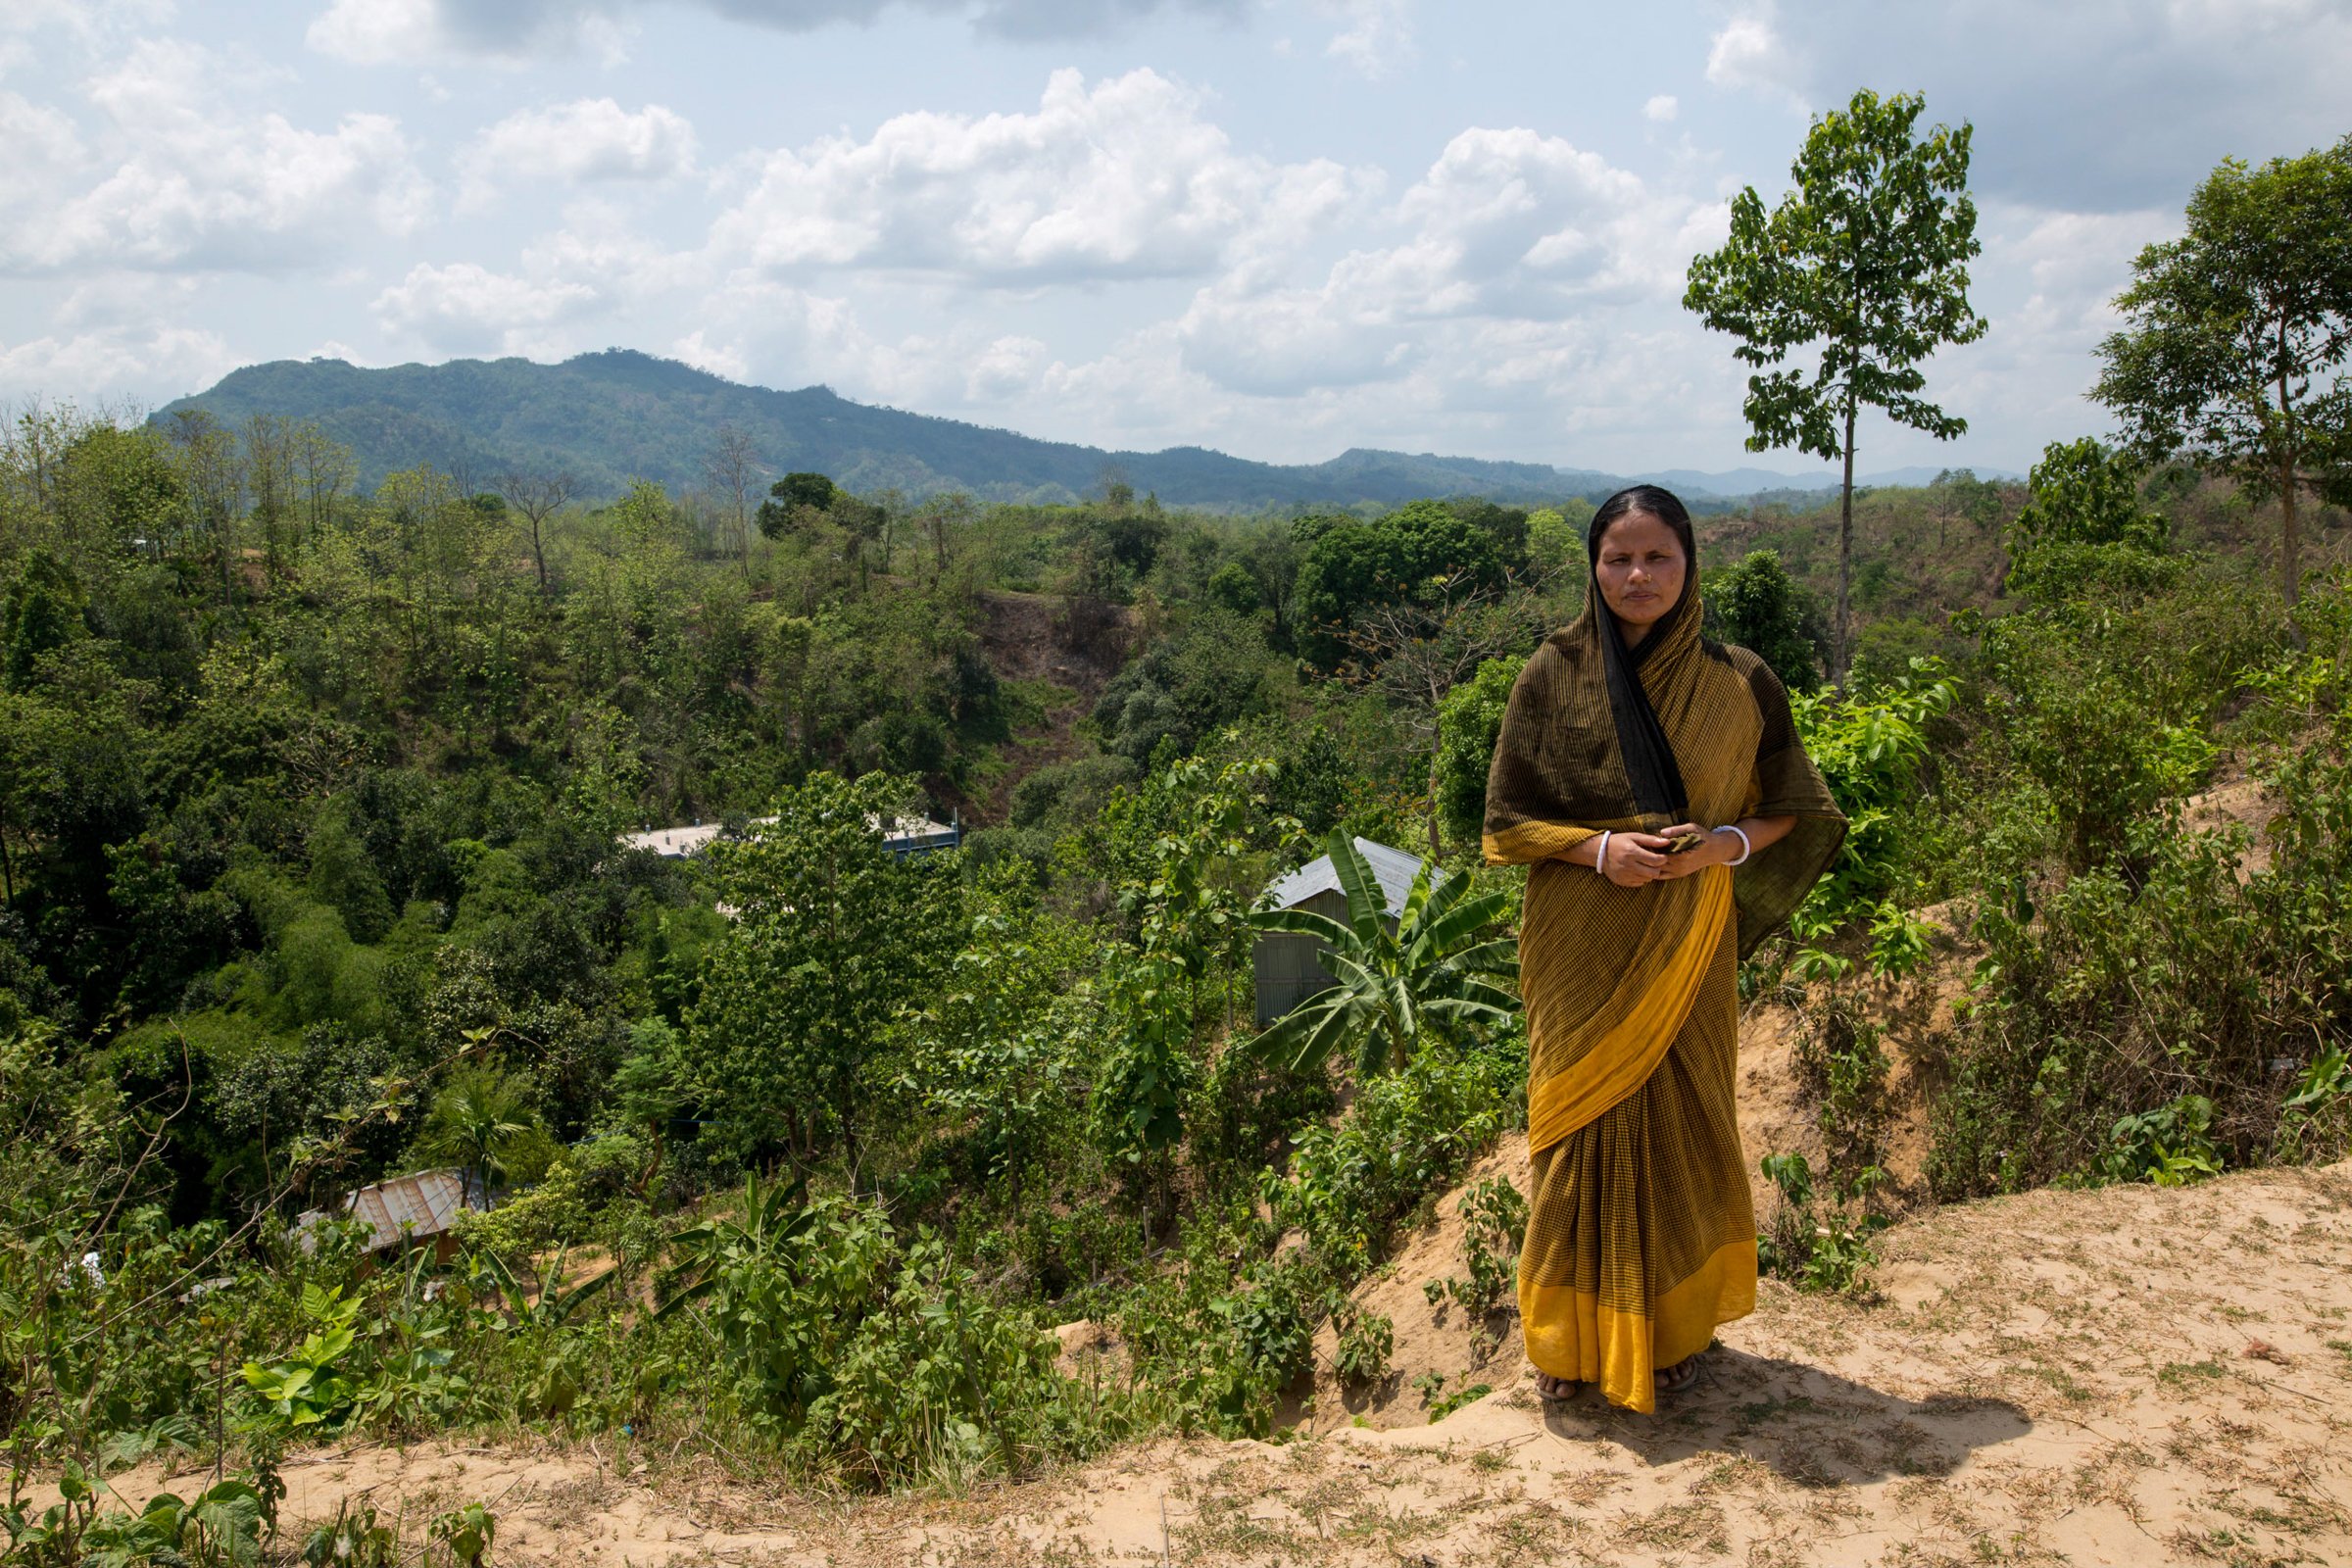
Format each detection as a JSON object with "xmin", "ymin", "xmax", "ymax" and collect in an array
[{"xmin": 1519, "ymin": 1234, "xmax": 1757, "ymax": 1414}]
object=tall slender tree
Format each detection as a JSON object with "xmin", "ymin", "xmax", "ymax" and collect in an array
[
  {"xmin": 1685, "ymin": 88, "xmax": 1987, "ymax": 680},
  {"xmin": 2091, "ymin": 135, "xmax": 2352, "ymax": 609},
  {"xmin": 702, "ymin": 423, "xmax": 760, "ymax": 575},
  {"xmin": 495, "ymin": 470, "xmax": 575, "ymax": 592}
]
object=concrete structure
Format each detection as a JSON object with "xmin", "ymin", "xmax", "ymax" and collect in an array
[{"xmin": 1252, "ymin": 837, "xmax": 1440, "ymax": 1025}]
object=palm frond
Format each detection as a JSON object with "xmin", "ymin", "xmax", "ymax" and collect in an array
[
  {"xmin": 1328, "ymin": 830, "xmax": 1388, "ymax": 942},
  {"xmin": 1424, "ymin": 938, "xmax": 1521, "ymax": 981},
  {"xmin": 1404, "ymin": 887, "xmax": 1511, "ymax": 964},
  {"xmin": 1250, "ymin": 987, "xmax": 1369, "ymax": 1074},
  {"xmin": 1247, "ymin": 906, "xmax": 1360, "ymax": 949},
  {"xmin": 1418, "ymin": 996, "xmax": 1519, "ymax": 1027}
]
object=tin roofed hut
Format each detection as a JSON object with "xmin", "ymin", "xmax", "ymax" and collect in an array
[
  {"xmin": 1252, "ymin": 837, "xmax": 1440, "ymax": 1025},
  {"xmin": 295, "ymin": 1168, "xmax": 486, "ymax": 1267}
]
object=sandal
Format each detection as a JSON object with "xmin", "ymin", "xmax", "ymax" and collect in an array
[
  {"xmin": 1532, "ymin": 1371, "xmax": 1581, "ymax": 1402},
  {"xmin": 1655, "ymin": 1353, "xmax": 1704, "ymax": 1396}
]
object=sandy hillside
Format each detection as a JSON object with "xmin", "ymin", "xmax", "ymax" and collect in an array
[{"xmin": 86, "ymin": 1157, "xmax": 2352, "ymax": 1567}]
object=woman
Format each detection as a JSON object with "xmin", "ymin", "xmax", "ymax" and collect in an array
[{"xmin": 1482, "ymin": 484, "xmax": 1844, "ymax": 1413}]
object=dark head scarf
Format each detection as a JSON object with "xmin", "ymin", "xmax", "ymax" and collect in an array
[{"xmin": 1483, "ymin": 484, "xmax": 1846, "ymax": 957}]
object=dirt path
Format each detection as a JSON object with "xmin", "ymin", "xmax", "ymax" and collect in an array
[{"xmin": 98, "ymin": 1159, "xmax": 2352, "ymax": 1566}]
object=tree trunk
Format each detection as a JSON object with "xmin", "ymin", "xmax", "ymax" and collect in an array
[
  {"xmin": 1837, "ymin": 397, "xmax": 1858, "ymax": 684},
  {"xmin": 2282, "ymin": 467, "xmax": 2301, "ymax": 609},
  {"xmin": 1426, "ymin": 718, "xmax": 1445, "ymax": 860},
  {"xmin": 2279, "ymin": 335, "xmax": 2301, "ymax": 610}
]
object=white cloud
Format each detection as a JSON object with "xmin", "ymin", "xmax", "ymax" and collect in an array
[
  {"xmin": 306, "ymin": 0, "xmax": 1243, "ymax": 63},
  {"xmin": 1164, "ymin": 127, "xmax": 1691, "ymax": 400},
  {"xmin": 307, "ymin": 0, "xmax": 446, "ymax": 65},
  {"xmin": 1643, "ymin": 95, "xmax": 1678, "ymax": 122},
  {"xmin": 1705, "ymin": 6, "xmax": 1806, "ymax": 113},
  {"xmin": 0, "ymin": 320, "xmax": 238, "ymax": 406},
  {"xmin": 671, "ymin": 328, "xmax": 749, "ymax": 382},
  {"xmin": 370, "ymin": 262, "xmax": 599, "ymax": 354},
  {"xmin": 710, "ymin": 68, "xmax": 1370, "ymax": 284},
  {"xmin": 459, "ymin": 99, "xmax": 698, "ymax": 208},
  {"xmin": 2, "ymin": 38, "xmax": 431, "ymax": 274},
  {"xmin": 1317, "ymin": 0, "xmax": 1414, "ymax": 79}
]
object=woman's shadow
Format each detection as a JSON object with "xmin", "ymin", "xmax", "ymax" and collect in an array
[{"xmin": 1537, "ymin": 1346, "xmax": 2031, "ymax": 1485}]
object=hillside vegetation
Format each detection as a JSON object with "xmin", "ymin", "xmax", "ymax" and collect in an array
[
  {"xmin": 7, "ymin": 346, "xmax": 2352, "ymax": 1562},
  {"xmin": 61, "ymin": 1153, "xmax": 2352, "ymax": 1566}
]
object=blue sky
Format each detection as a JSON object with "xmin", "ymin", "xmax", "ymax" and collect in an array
[{"xmin": 2, "ymin": 0, "xmax": 2346, "ymax": 473}]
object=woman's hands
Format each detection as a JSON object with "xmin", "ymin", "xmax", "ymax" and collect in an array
[{"xmin": 1595, "ymin": 823, "xmax": 1737, "ymax": 887}]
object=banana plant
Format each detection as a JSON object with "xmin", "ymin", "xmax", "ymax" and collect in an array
[
  {"xmin": 1246, "ymin": 829, "xmax": 1518, "ymax": 1077},
  {"xmin": 466, "ymin": 1248, "xmax": 614, "ymax": 1330},
  {"xmin": 652, "ymin": 1169, "xmax": 814, "ymax": 1318}
]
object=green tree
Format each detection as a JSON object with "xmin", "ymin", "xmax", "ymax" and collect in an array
[
  {"xmin": 1246, "ymin": 830, "xmax": 1517, "ymax": 1077},
  {"xmin": 1293, "ymin": 501, "xmax": 1507, "ymax": 669},
  {"xmin": 1430, "ymin": 656, "xmax": 1519, "ymax": 848},
  {"xmin": 420, "ymin": 1063, "xmax": 536, "ymax": 1204},
  {"xmin": 1523, "ymin": 500, "xmax": 1594, "ymax": 573},
  {"xmin": 1092, "ymin": 758, "xmax": 1286, "ymax": 1176},
  {"xmin": 2091, "ymin": 136, "xmax": 2352, "ymax": 607},
  {"xmin": 2003, "ymin": 438, "xmax": 2171, "ymax": 603},
  {"xmin": 2, "ymin": 550, "xmax": 83, "ymax": 691},
  {"xmin": 686, "ymin": 771, "xmax": 959, "ymax": 1178},
  {"xmin": 1685, "ymin": 88, "xmax": 1988, "ymax": 679},
  {"xmin": 757, "ymin": 471, "xmax": 840, "ymax": 539},
  {"xmin": 1705, "ymin": 549, "xmax": 1828, "ymax": 694}
]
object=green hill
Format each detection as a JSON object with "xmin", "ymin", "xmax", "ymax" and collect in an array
[{"xmin": 154, "ymin": 350, "xmax": 1622, "ymax": 510}]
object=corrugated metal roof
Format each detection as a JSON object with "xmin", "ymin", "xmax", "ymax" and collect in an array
[
  {"xmin": 298, "ymin": 1168, "xmax": 478, "ymax": 1253},
  {"xmin": 1262, "ymin": 837, "xmax": 1441, "ymax": 918}
]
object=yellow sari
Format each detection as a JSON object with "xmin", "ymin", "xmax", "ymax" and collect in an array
[{"xmin": 1483, "ymin": 576, "xmax": 1841, "ymax": 1413}]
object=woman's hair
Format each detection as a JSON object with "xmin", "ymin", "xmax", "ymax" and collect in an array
[{"xmin": 1586, "ymin": 483, "xmax": 1696, "ymax": 571}]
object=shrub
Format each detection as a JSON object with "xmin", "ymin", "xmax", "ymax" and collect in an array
[
  {"xmin": 1931, "ymin": 732, "xmax": 2352, "ymax": 1196},
  {"xmin": 656, "ymin": 1179, "xmax": 1096, "ymax": 1487},
  {"xmin": 1270, "ymin": 1035, "xmax": 1525, "ymax": 1279},
  {"xmin": 1332, "ymin": 1303, "xmax": 1394, "ymax": 1388},
  {"xmin": 1439, "ymin": 1176, "xmax": 1526, "ymax": 1317},
  {"xmin": 1755, "ymin": 1152, "xmax": 1886, "ymax": 1296}
]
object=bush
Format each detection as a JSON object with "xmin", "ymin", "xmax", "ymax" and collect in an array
[
  {"xmin": 1430, "ymin": 657, "xmax": 1518, "ymax": 849},
  {"xmin": 656, "ymin": 1181, "xmax": 1102, "ymax": 1487},
  {"xmin": 1332, "ymin": 1303, "xmax": 1394, "ymax": 1388},
  {"xmin": 1931, "ymin": 723, "xmax": 2352, "ymax": 1197},
  {"xmin": 1755, "ymin": 1152, "xmax": 1886, "ymax": 1296},
  {"xmin": 1437, "ymin": 1176, "xmax": 1526, "ymax": 1317},
  {"xmin": 1270, "ymin": 1035, "xmax": 1525, "ymax": 1279}
]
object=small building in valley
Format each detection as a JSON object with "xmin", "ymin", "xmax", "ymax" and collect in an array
[
  {"xmin": 1252, "ymin": 836, "xmax": 1437, "ymax": 1025},
  {"xmin": 619, "ymin": 812, "xmax": 962, "ymax": 859},
  {"xmin": 296, "ymin": 1168, "xmax": 484, "ymax": 1264}
]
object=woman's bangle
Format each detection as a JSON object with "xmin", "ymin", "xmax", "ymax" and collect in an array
[
  {"xmin": 1593, "ymin": 830, "xmax": 1612, "ymax": 877},
  {"xmin": 1716, "ymin": 824, "xmax": 1752, "ymax": 866}
]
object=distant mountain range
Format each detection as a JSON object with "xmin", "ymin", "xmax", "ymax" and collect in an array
[{"xmin": 157, "ymin": 352, "xmax": 2014, "ymax": 511}]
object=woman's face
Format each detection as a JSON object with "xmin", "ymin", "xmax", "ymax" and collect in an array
[{"xmin": 1593, "ymin": 511, "xmax": 1688, "ymax": 636}]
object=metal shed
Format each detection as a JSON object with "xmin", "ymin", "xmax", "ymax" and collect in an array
[
  {"xmin": 1252, "ymin": 837, "xmax": 1441, "ymax": 1025},
  {"xmin": 296, "ymin": 1168, "xmax": 484, "ymax": 1262}
]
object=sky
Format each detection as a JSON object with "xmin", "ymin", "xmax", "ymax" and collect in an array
[{"xmin": 1, "ymin": 0, "xmax": 2347, "ymax": 475}]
